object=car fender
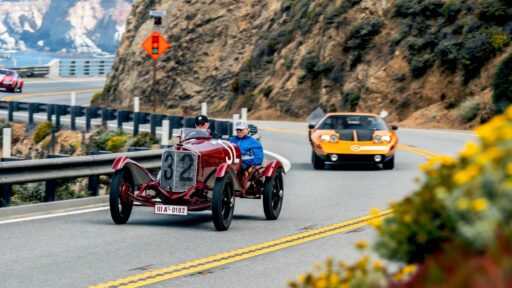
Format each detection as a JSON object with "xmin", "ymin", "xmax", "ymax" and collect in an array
[
  {"xmin": 112, "ymin": 156, "xmax": 155, "ymax": 186},
  {"xmin": 263, "ymin": 160, "xmax": 284, "ymax": 177},
  {"xmin": 214, "ymin": 163, "xmax": 241, "ymax": 191}
]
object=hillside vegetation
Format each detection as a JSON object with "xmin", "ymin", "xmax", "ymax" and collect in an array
[{"xmin": 97, "ymin": 0, "xmax": 512, "ymax": 129}]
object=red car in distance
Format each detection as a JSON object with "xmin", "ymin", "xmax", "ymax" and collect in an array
[{"xmin": 0, "ymin": 68, "xmax": 23, "ymax": 93}]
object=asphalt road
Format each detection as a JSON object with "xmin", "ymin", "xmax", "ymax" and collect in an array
[{"xmin": 0, "ymin": 78, "xmax": 476, "ymax": 288}]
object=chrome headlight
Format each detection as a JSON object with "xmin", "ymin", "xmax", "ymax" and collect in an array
[
  {"xmin": 381, "ymin": 135, "xmax": 391, "ymax": 143},
  {"xmin": 320, "ymin": 135, "xmax": 331, "ymax": 142},
  {"xmin": 374, "ymin": 135, "xmax": 382, "ymax": 143},
  {"xmin": 330, "ymin": 135, "xmax": 338, "ymax": 142}
]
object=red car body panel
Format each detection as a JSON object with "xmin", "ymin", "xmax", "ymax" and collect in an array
[{"xmin": 0, "ymin": 69, "xmax": 23, "ymax": 92}]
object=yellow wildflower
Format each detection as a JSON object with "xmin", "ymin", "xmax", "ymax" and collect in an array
[
  {"xmin": 439, "ymin": 155, "xmax": 456, "ymax": 166},
  {"xmin": 457, "ymin": 197, "xmax": 470, "ymax": 210},
  {"xmin": 472, "ymin": 198, "xmax": 488, "ymax": 212},
  {"xmin": 370, "ymin": 207, "xmax": 380, "ymax": 216},
  {"xmin": 453, "ymin": 164, "xmax": 480, "ymax": 185},
  {"xmin": 402, "ymin": 264, "xmax": 417, "ymax": 275},
  {"xmin": 328, "ymin": 274, "xmax": 339, "ymax": 285},
  {"xmin": 373, "ymin": 260, "xmax": 384, "ymax": 271},
  {"xmin": 314, "ymin": 277, "xmax": 327, "ymax": 287},
  {"xmin": 297, "ymin": 274, "xmax": 307, "ymax": 283},
  {"xmin": 355, "ymin": 240, "xmax": 369, "ymax": 250},
  {"xmin": 338, "ymin": 260, "xmax": 346, "ymax": 269},
  {"xmin": 357, "ymin": 255, "xmax": 370, "ymax": 269},
  {"xmin": 506, "ymin": 163, "xmax": 512, "ymax": 176},
  {"xmin": 369, "ymin": 218, "xmax": 382, "ymax": 228},
  {"xmin": 505, "ymin": 105, "xmax": 512, "ymax": 119},
  {"xmin": 420, "ymin": 158, "xmax": 437, "ymax": 171},
  {"xmin": 402, "ymin": 213, "xmax": 413, "ymax": 223},
  {"xmin": 459, "ymin": 141, "xmax": 479, "ymax": 158},
  {"xmin": 485, "ymin": 147, "xmax": 503, "ymax": 160}
]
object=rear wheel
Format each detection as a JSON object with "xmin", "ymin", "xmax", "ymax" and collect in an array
[
  {"xmin": 312, "ymin": 152, "xmax": 325, "ymax": 170},
  {"xmin": 263, "ymin": 168, "xmax": 284, "ymax": 220},
  {"xmin": 383, "ymin": 156, "xmax": 395, "ymax": 170},
  {"xmin": 109, "ymin": 168, "xmax": 134, "ymax": 224},
  {"xmin": 212, "ymin": 174, "xmax": 235, "ymax": 231}
]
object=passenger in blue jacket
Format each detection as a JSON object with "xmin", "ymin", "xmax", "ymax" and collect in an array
[{"xmin": 229, "ymin": 120, "xmax": 263, "ymax": 170}]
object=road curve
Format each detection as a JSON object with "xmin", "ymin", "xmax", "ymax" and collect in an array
[{"xmin": 0, "ymin": 79, "xmax": 476, "ymax": 288}]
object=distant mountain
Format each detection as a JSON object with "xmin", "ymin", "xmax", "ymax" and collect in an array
[{"xmin": 0, "ymin": 0, "xmax": 132, "ymax": 54}]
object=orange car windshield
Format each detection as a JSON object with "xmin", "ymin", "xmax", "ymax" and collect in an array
[{"xmin": 317, "ymin": 115, "xmax": 388, "ymax": 131}]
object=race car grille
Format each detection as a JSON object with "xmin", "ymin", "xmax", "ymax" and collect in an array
[
  {"xmin": 335, "ymin": 154, "xmax": 381, "ymax": 163},
  {"xmin": 356, "ymin": 130, "xmax": 374, "ymax": 141},
  {"xmin": 160, "ymin": 150, "xmax": 198, "ymax": 192}
]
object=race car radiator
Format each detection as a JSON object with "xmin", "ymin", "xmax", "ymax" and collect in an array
[{"xmin": 160, "ymin": 150, "xmax": 198, "ymax": 192}]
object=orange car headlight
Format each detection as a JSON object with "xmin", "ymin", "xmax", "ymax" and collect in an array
[
  {"xmin": 321, "ymin": 134, "xmax": 338, "ymax": 142},
  {"xmin": 374, "ymin": 135, "xmax": 391, "ymax": 143}
]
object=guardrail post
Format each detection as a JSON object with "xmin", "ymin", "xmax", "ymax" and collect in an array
[
  {"xmin": 133, "ymin": 112, "xmax": 141, "ymax": 136},
  {"xmin": 241, "ymin": 108, "xmax": 248, "ymax": 121},
  {"xmin": 0, "ymin": 184, "xmax": 11, "ymax": 207},
  {"xmin": 88, "ymin": 175, "xmax": 99, "ymax": 196},
  {"xmin": 201, "ymin": 102, "xmax": 207, "ymax": 115},
  {"xmin": 44, "ymin": 180, "xmax": 57, "ymax": 202},
  {"xmin": 150, "ymin": 114, "xmax": 164, "ymax": 136},
  {"xmin": 168, "ymin": 116, "xmax": 183, "ymax": 136},
  {"xmin": 47, "ymin": 104, "xmax": 54, "ymax": 122},
  {"xmin": 70, "ymin": 106, "xmax": 77, "ymax": 130},
  {"xmin": 28, "ymin": 103, "xmax": 38, "ymax": 128},
  {"xmin": 161, "ymin": 119, "xmax": 170, "ymax": 147},
  {"xmin": 184, "ymin": 117, "xmax": 196, "ymax": 128},
  {"xmin": 3, "ymin": 128, "xmax": 11, "ymax": 158},
  {"xmin": 8, "ymin": 102, "xmax": 15, "ymax": 121},
  {"xmin": 233, "ymin": 114, "xmax": 240, "ymax": 135}
]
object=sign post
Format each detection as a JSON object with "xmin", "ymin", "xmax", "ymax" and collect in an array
[{"xmin": 142, "ymin": 11, "xmax": 170, "ymax": 113}]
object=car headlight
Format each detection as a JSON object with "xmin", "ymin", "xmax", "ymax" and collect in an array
[
  {"xmin": 320, "ymin": 135, "xmax": 331, "ymax": 142},
  {"xmin": 4, "ymin": 80, "xmax": 11, "ymax": 84},
  {"xmin": 330, "ymin": 135, "xmax": 338, "ymax": 142},
  {"xmin": 374, "ymin": 135, "xmax": 391, "ymax": 143},
  {"xmin": 381, "ymin": 135, "xmax": 391, "ymax": 143}
]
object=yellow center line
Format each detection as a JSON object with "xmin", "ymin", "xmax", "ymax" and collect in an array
[
  {"xmin": 0, "ymin": 89, "xmax": 100, "ymax": 102},
  {"xmin": 90, "ymin": 210, "xmax": 393, "ymax": 288}
]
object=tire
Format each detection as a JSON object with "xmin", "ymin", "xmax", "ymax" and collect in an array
[
  {"xmin": 383, "ymin": 155, "xmax": 395, "ymax": 170},
  {"xmin": 311, "ymin": 151, "xmax": 325, "ymax": 170},
  {"xmin": 263, "ymin": 168, "xmax": 284, "ymax": 220},
  {"xmin": 212, "ymin": 174, "xmax": 235, "ymax": 231},
  {"xmin": 109, "ymin": 168, "xmax": 134, "ymax": 224}
]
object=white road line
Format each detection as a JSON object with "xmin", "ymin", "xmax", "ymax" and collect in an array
[
  {"xmin": 401, "ymin": 128, "xmax": 475, "ymax": 136},
  {"xmin": 0, "ymin": 207, "xmax": 108, "ymax": 225}
]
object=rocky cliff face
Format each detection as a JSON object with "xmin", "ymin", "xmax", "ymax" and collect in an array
[
  {"xmin": 100, "ymin": 0, "xmax": 512, "ymax": 128},
  {"xmin": 0, "ymin": 0, "xmax": 131, "ymax": 53}
]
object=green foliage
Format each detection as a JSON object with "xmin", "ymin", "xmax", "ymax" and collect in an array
[
  {"xmin": 11, "ymin": 183, "xmax": 44, "ymax": 205},
  {"xmin": 461, "ymin": 32, "xmax": 495, "ymax": 83},
  {"xmin": 342, "ymin": 91, "xmax": 360, "ymax": 111},
  {"xmin": 409, "ymin": 54, "xmax": 435, "ymax": 78},
  {"xmin": 33, "ymin": 121, "xmax": 53, "ymax": 144},
  {"xmin": 285, "ymin": 56, "xmax": 295, "ymax": 71},
  {"xmin": 441, "ymin": 0, "xmax": 462, "ymax": 22},
  {"xmin": 492, "ymin": 53, "xmax": 512, "ymax": 114},
  {"xmin": 457, "ymin": 99, "xmax": 481, "ymax": 123},
  {"xmin": 262, "ymin": 86, "xmax": 273, "ymax": 98},
  {"xmin": 344, "ymin": 18, "xmax": 384, "ymax": 52},
  {"xmin": 106, "ymin": 135, "xmax": 130, "ymax": 153},
  {"xmin": 85, "ymin": 128, "xmax": 126, "ymax": 152},
  {"xmin": 131, "ymin": 131, "xmax": 158, "ymax": 148},
  {"xmin": 435, "ymin": 40, "xmax": 460, "ymax": 71},
  {"xmin": 488, "ymin": 27, "xmax": 510, "ymax": 50},
  {"xmin": 478, "ymin": 0, "xmax": 509, "ymax": 24}
]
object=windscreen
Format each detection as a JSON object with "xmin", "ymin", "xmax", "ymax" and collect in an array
[
  {"xmin": 181, "ymin": 128, "xmax": 211, "ymax": 141},
  {"xmin": 317, "ymin": 115, "xmax": 388, "ymax": 131}
]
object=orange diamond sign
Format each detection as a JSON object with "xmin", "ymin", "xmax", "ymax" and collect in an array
[{"xmin": 142, "ymin": 31, "xmax": 170, "ymax": 60}]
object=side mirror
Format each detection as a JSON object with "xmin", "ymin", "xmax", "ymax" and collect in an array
[
  {"xmin": 391, "ymin": 124, "xmax": 398, "ymax": 131},
  {"xmin": 308, "ymin": 124, "xmax": 315, "ymax": 129}
]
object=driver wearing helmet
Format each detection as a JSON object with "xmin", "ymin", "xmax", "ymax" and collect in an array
[
  {"xmin": 229, "ymin": 120, "xmax": 263, "ymax": 170},
  {"xmin": 194, "ymin": 114, "xmax": 220, "ymax": 139}
]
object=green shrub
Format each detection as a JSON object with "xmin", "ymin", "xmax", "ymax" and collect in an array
[
  {"xmin": 457, "ymin": 99, "xmax": 480, "ymax": 123},
  {"xmin": 132, "ymin": 131, "xmax": 158, "ymax": 148},
  {"xmin": 11, "ymin": 183, "xmax": 44, "ymax": 205},
  {"xmin": 492, "ymin": 53, "xmax": 512, "ymax": 113},
  {"xmin": 435, "ymin": 40, "xmax": 460, "ymax": 71},
  {"xmin": 344, "ymin": 18, "xmax": 384, "ymax": 52},
  {"xmin": 33, "ymin": 121, "xmax": 53, "ymax": 144},
  {"xmin": 342, "ymin": 91, "xmax": 361, "ymax": 111},
  {"xmin": 106, "ymin": 135, "xmax": 130, "ymax": 153},
  {"xmin": 409, "ymin": 54, "xmax": 435, "ymax": 78},
  {"xmin": 479, "ymin": 0, "xmax": 508, "ymax": 24},
  {"xmin": 441, "ymin": 0, "xmax": 462, "ymax": 22},
  {"xmin": 461, "ymin": 32, "xmax": 495, "ymax": 83},
  {"xmin": 262, "ymin": 86, "xmax": 273, "ymax": 98}
]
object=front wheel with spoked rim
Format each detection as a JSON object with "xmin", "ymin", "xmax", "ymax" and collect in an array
[
  {"xmin": 263, "ymin": 168, "xmax": 284, "ymax": 220},
  {"xmin": 109, "ymin": 168, "xmax": 134, "ymax": 224},
  {"xmin": 212, "ymin": 174, "xmax": 235, "ymax": 231}
]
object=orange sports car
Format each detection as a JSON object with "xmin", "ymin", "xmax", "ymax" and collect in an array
[{"xmin": 308, "ymin": 112, "xmax": 398, "ymax": 170}]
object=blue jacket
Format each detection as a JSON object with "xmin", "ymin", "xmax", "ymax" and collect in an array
[{"xmin": 229, "ymin": 135, "xmax": 263, "ymax": 168}]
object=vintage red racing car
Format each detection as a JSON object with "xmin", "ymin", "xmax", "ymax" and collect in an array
[
  {"xmin": 109, "ymin": 128, "xmax": 285, "ymax": 231},
  {"xmin": 0, "ymin": 68, "xmax": 23, "ymax": 93}
]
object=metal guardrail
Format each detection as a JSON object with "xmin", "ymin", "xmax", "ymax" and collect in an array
[
  {"xmin": 59, "ymin": 58, "xmax": 114, "ymax": 77},
  {"xmin": 0, "ymin": 101, "xmax": 233, "ymax": 137},
  {"xmin": 11, "ymin": 66, "xmax": 50, "ymax": 78},
  {"xmin": 0, "ymin": 150, "xmax": 163, "ymax": 207},
  {"xmin": 6, "ymin": 58, "xmax": 115, "ymax": 77}
]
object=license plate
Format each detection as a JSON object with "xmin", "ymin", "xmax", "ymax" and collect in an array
[{"xmin": 154, "ymin": 204, "xmax": 188, "ymax": 216}]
